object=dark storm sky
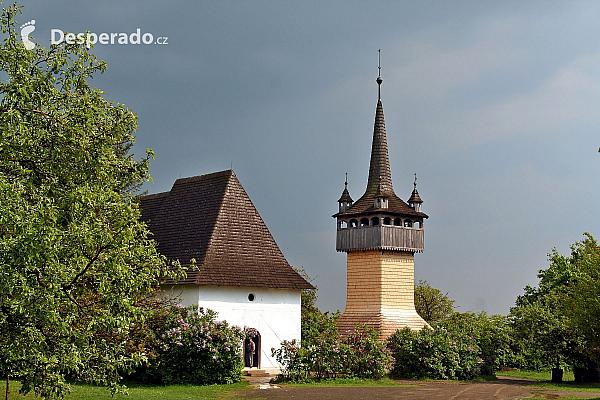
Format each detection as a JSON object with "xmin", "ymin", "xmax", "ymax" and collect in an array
[{"xmin": 16, "ymin": 0, "xmax": 600, "ymax": 315}]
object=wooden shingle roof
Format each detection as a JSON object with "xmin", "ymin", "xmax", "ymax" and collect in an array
[
  {"xmin": 334, "ymin": 100, "xmax": 428, "ymax": 219},
  {"xmin": 140, "ymin": 170, "xmax": 313, "ymax": 290}
]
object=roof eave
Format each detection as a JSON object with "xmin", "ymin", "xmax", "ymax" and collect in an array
[{"xmin": 334, "ymin": 209, "xmax": 428, "ymax": 218}]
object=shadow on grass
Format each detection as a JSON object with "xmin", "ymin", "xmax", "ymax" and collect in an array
[
  {"xmin": 531, "ymin": 381, "xmax": 600, "ymax": 393},
  {"xmin": 497, "ymin": 370, "xmax": 600, "ymax": 400},
  {"xmin": 524, "ymin": 396, "xmax": 600, "ymax": 400}
]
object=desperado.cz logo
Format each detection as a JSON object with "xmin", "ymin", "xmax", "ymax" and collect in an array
[
  {"xmin": 20, "ymin": 19, "xmax": 168, "ymax": 50},
  {"xmin": 51, "ymin": 29, "xmax": 168, "ymax": 47}
]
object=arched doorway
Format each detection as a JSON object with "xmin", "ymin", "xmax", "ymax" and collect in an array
[{"xmin": 244, "ymin": 331, "xmax": 261, "ymax": 368}]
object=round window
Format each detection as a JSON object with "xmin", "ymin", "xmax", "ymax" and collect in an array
[{"xmin": 248, "ymin": 293, "xmax": 255, "ymax": 301}]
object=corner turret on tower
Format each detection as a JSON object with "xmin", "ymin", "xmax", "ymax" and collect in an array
[
  {"xmin": 408, "ymin": 174, "xmax": 423, "ymax": 213},
  {"xmin": 338, "ymin": 173, "xmax": 353, "ymax": 214}
]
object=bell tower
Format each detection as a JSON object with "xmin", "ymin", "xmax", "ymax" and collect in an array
[{"xmin": 333, "ymin": 57, "xmax": 429, "ymax": 338}]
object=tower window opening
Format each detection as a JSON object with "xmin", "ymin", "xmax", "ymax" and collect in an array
[
  {"xmin": 360, "ymin": 218, "xmax": 369, "ymax": 227},
  {"xmin": 383, "ymin": 217, "xmax": 391, "ymax": 225},
  {"xmin": 415, "ymin": 221, "xmax": 421, "ymax": 228},
  {"xmin": 404, "ymin": 220, "xmax": 413, "ymax": 227},
  {"xmin": 394, "ymin": 218, "xmax": 401, "ymax": 226},
  {"xmin": 340, "ymin": 221, "xmax": 348, "ymax": 229},
  {"xmin": 350, "ymin": 219, "xmax": 358, "ymax": 228},
  {"xmin": 371, "ymin": 217, "xmax": 379, "ymax": 225}
]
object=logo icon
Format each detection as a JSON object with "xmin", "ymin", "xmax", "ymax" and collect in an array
[{"xmin": 20, "ymin": 20, "xmax": 35, "ymax": 50}]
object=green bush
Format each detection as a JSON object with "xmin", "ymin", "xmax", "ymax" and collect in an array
[
  {"xmin": 387, "ymin": 312, "xmax": 509, "ymax": 380},
  {"xmin": 445, "ymin": 313, "xmax": 511, "ymax": 376},
  {"xmin": 272, "ymin": 325, "xmax": 393, "ymax": 381},
  {"xmin": 476, "ymin": 319, "xmax": 513, "ymax": 373}
]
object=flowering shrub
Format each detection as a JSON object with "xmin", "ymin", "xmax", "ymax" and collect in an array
[
  {"xmin": 341, "ymin": 326, "xmax": 394, "ymax": 378},
  {"xmin": 457, "ymin": 313, "xmax": 513, "ymax": 375},
  {"xmin": 272, "ymin": 339, "xmax": 311, "ymax": 380},
  {"xmin": 272, "ymin": 325, "xmax": 393, "ymax": 381},
  {"xmin": 309, "ymin": 325, "xmax": 348, "ymax": 379},
  {"xmin": 275, "ymin": 312, "xmax": 509, "ymax": 382},
  {"xmin": 243, "ymin": 326, "xmax": 260, "ymax": 339},
  {"xmin": 133, "ymin": 305, "xmax": 245, "ymax": 385}
]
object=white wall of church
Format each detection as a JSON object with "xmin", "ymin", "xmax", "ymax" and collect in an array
[{"xmin": 163, "ymin": 285, "xmax": 301, "ymax": 370}]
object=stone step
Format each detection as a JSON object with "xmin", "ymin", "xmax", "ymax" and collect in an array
[{"xmin": 243, "ymin": 369, "xmax": 271, "ymax": 377}]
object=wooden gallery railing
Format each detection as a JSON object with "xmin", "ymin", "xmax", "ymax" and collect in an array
[{"xmin": 336, "ymin": 225, "xmax": 424, "ymax": 253}]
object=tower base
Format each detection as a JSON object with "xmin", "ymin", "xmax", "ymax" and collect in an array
[
  {"xmin": 336, "ymin": 309, "xmax": 429, "ymax": 341},
  {"xmin": 336, "ymin": 250, "xmax": 430, "ymax": 341}
]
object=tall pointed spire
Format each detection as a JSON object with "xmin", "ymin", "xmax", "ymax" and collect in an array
[{"xmin": 366, "ymin": 50, "xmax": 393, "ymax": 196}]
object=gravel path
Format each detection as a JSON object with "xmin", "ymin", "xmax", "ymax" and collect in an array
[{"xmin": 238, "ymin": 376, "xmax": 600, "ymax": 400}]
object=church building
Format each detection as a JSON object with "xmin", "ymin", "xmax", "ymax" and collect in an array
[
  {"xmin": 333, "ymin": 69, "xmax": 429, "ymax": 339},
  {"xmin": 140, "ymin": 170, "xmax": 313, "ymax": 370}
]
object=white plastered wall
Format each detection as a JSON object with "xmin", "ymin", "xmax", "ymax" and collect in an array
[{"xmin": 163, "ymin": 285, "xmax": 301, "ymax": 369}]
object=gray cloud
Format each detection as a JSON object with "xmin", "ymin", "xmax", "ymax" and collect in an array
[{"xmin": 14, "ymin": 0, "xmax": 600, "ymax": 316}]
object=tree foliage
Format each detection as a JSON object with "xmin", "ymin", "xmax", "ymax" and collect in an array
[
  {"xmin": 294, "ymin": 267, "xmax": 339, "ymax": 345},
  {"xmin": 0, "ymin": 3, "xmax": 181, "ymax": 398},
  {"xmin": 561, "ymin": 234, "xmax": 600, "ymax": 365},
  {"xmin": 509, "ymin": 233, "xmax": 600, "ymax": 372},
  {"xmin": 414, "ymin": 280, "xmax": 454, "ymax": 324}
]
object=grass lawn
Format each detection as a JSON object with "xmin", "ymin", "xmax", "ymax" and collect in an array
[
  {"xmin": 497, "ymin": 369, "xmax": 600, "ymax": 399},
  {"xmin": 0, "ymin": 380, "xmax": 252, "ymax": 400},
  {"xmin": 497, "ymin": 369, "xmax": 575, "ymax": 381}
]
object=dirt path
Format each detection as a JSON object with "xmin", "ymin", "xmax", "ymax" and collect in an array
[{"xmin": 238, "ymin": 377, "xmax": 600, "ymax": 400}]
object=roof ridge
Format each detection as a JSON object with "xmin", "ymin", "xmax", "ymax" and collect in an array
[
  {"xmin": 201, "ymin": 171, "xmax": 232, "ymax": 269},
  {"xmin": 140, "ymin": 191, "xmax": 170, "ymax": 200},
  {"xmin": 174, "ymin": 169, "xmax": 233, "ymax": 185}
]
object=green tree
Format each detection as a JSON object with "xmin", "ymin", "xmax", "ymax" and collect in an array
[
  {"xmin": 414, "ymin": 280, "xmax": 454, "ymax": 325},
  {"xmin": 0, "ymin": 3, "xmax": 181, "ymax": 398},
  {"xmin": 508, "ymin": 236, "xmax": 593, "ymax": 372},
  {"xmin": 561, "ymin": 234, "xmax": 600, "ymax": 365},
  {"xmin": 509, "ymin": 294, "xmax": 576, "ymax": 371},
  {"xmin": 293, "ymin": 267, "xmax": 339, "ymax": 345}
]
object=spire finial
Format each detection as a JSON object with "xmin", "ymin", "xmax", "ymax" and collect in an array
[
  {"xmin": 414, "ymin": 173, "xmax": 417, "ymax": 190},
  {"xmin": 345, "ymin": 172, "xmax": 348, "ymax": 188},
  {"xmin": 377, "ymin": 49, "xmax": 382, "ymax": 100}
]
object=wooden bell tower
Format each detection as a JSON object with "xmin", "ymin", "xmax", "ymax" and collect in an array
[{"xmin": 333, "ymin": 60, "xmax": 429, "ymax": 339}]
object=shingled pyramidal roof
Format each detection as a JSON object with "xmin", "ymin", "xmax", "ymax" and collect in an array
[
  {"xmin": 334, "ymin": 83, "xmax": 428, "ymax": 219},
  {"xmin": 140, "ymin": 170, "xmax": 313, "ymax": 290}
]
